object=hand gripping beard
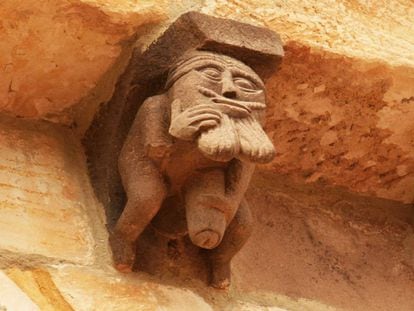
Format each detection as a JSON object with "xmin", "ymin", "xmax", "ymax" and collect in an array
[{"xmin": 167, "ymin": 51, "xmax": 275, "ymax": 164}]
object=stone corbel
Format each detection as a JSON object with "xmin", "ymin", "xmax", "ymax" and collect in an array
[{"xmin": 84, "ymin": 11, "xmax": 284, "ymax": 289}]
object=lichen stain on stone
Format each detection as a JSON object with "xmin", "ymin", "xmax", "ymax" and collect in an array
[
  {"xmin": 264, "ymin": 42, "xmax": 414, "ymax": 203},
  {"xmin": 237, "ymin": 171, "xmax": 414, "ymax": 311},
  {"xmin": 0, "ymin": 115, "xmax": 96, "ymax": 263},
  {"xmin": 51, "ymin": 267, "xmax": 165, "ymax": 310},
  {"xmin": 6, "ymin": 268, "xmax": 74, "ymax": 311}
]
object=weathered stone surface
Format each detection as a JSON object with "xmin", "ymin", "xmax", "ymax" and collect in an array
[
  {"xmin": 1, "ymin": 266, "xmax": 304, "ymax": 310},
  {"xmin": 0, "ymin": 271, "xmax": 39, "ymax": 311},
  {"xmin": 2, "ymin": 0, "xmax": 412, "ymax": 125},
  {"xmin": 263, "ymin": 43, "xmax": 414, "ymax": 203},
  {"xmin": 0, "ymin": 115, "xmax": 100, "ymax": 264},
  {"xmin": 227, "ymin": 302, "xmax": 288, "ymax": 311},
  {"xmin": 0, "ymin": 0, "xmax": 165, "ymax": 121},
  {"xmin": 233, "ymin": 170, "xmax": 414, "ymax": 311},
  {"xmin": 203, "ymin": 0, "xmax": 414, "ymax": 67},
  {"xmin": 50, "ymin": 266, "xmax": 213, "ymax": 311}
]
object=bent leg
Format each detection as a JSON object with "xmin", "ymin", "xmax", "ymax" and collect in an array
[
  {"xmin": 111, "ymin": 158, "xmax": 167, "ymax": 272},
  {"xmin": 207, "ymin": 198, "xmax": 253, "ymax": 289}
]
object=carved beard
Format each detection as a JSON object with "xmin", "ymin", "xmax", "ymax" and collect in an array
[
  {"xmin": 197, "ymin": 110, "xmax": 275, "ymax": 164},
  {"xmin": 165, "ymin": 51, "xmax": 275, "ymax": 163}
]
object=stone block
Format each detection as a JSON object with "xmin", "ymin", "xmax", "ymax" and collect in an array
[
  {"xmin": 263, "ymin": 43, "xmax": 414, "ymax": 203},
  {"xmin": 0, "ymin": 115, "xmax": 98, "ymax": 264},
  {"xmin": 50, "ymin": 266, "xmax": 213, "ymax": 311},
  {"xmin": 235, "ymin": 171, "xmax": 414, "ymax": 311},
  {"xmin": 0, "ymin": 271, "xmax": 39, "ymax": 311},
  {"xmin": 1, "ymin": 266, "xmax": 313, "ymax": 310},
  {"xmin": 203, "ymin": 0, "xmax": 414, "ymax": 68},
  {"xmin": 0, "ymin": 0, "xmax": 165, "ymax": 121}
]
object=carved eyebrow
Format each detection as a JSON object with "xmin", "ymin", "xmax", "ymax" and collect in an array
[
  {"xmin": 229, "ymin": 67, "xmax": 264, "ymax": 89},
  {"xmin": 194, "ymin": 60, "xmax": 225, "ymax": 71},
  {"xmin": 193, "ymin": 59, "xmax": 264, "ymax": 89}
]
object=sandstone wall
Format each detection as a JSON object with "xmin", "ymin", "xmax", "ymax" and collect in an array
[
  {"xmin": 0, "ymin": 1, "xmax": 413, "ymax": 310},
  {"xmin": 1, "ymin": 0, "xmax": 413, "ymax": 202},
  {"xmin": 0, "ymin": 115, "xmax": 316, "ymax": 311},
  {"xmin": 264, "ymin": 43, "xmax": 414, "ymax": 203},
  {"xmin": 0, "ymin": 116, "xmax": 412, "ymax": 310}
]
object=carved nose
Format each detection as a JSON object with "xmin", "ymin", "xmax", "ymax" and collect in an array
[
  {"xmin": 222, "ymin": 75, "xmax": 238, "ymax": 99},
  {"xmin": 222, "ymin": 90, "xmax": 237, "ymax": 99}
]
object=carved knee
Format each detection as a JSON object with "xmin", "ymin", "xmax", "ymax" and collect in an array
[
  {"xmin": 115, "ymin": 183, "xmax": 166, "ymax": 240},
  {"xmin": 124, "ymin": 185, "xmax": 166, "ymax": 219}
]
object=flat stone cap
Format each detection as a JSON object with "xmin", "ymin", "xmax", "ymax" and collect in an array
[
  {"xmin": 187, "ymin": 11, "xmax": 283, "ymax": 57},
  {"xmin": 133, "ymin": 11, "xmax": 284, "ymax": 82}
]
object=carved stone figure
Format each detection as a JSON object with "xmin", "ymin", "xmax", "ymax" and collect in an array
[{"xmin": 110, "ymin": 50, "xmax": 276, "ymax": 289}]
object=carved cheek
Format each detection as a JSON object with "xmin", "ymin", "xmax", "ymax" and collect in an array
[
  {"xmin": 238, "ymin": 90, "xmax": 265, "ymax": 102},
  {"xmin": 194, "ymin": 71, "xmax": 222, "ymax": 94},
  {"xmin": 237, "ymin": 91, "xmax": 267, "ymax": 115},
  {"xmin": 242, "ymin": 92, "xmax": 266, "ymax": 125},
  {"xmin": 169, "ymin": 73, "xmax": 212, "ymax": 109}
]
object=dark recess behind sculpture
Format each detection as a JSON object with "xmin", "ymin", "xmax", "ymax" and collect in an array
[{"xmin": 82, "ymin": 11, "xmax": 284, "ymax": 227}]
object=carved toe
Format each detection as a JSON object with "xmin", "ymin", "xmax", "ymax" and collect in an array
[{"xmin": 210, "ymin": 262, "xmax": 231, "ymax": 290}]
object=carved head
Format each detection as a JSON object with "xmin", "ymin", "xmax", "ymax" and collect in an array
[
  {"xmin": 167, "ymin": 51, "xmax": 275, "ymax": 163},
  {"xmin": 166, "ymin": 51, "xmax": 266, "ymax": 122}
]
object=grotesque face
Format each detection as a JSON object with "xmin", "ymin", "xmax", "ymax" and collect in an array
[
  {"xmin": 167, "ymin": 51, "xmax": 266, "ymax": 122},
  {"xmin": 167, "ymin": 51, "xmax": 275, "ymax": 163}
]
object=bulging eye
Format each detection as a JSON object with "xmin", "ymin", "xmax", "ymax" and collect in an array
[
  {"xmin": 233, "ymin": 77, "xmax": 257, "ymax": 91},
  {"xmin": 198, "ymin": 67, "xmax": 222, "ymax": 81}
]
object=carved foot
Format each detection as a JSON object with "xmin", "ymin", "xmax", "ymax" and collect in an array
[
  {"xmin": 109, "ymin": 232, "xmax": 136, "ymax": 273},
  {"xmin": 210, "ymin": 262, "xmax": 231, "ymax": 289}
]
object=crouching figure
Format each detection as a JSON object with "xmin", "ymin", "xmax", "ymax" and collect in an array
[{"xmin": 110, "ymin": 51, "xmax": 276, "ymax": 289}]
